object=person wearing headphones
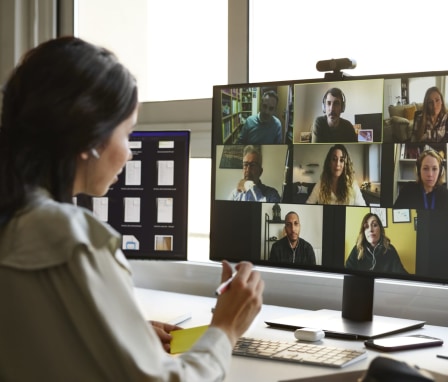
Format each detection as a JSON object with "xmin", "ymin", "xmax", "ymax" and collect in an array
[
  {"xmin": 311, "ymin": 87, "xmax": 357, "ymax": 143},
  {"xmin": 236, "ymin": 90, "xmax": 283, "ymax": 144},
  {"xmin": 345, "ymin": 212, "xmax": 408, "ymax": 273},
  {"xmin": 394, "ymin": 149, "xmax": 448, "ymax": 209}
]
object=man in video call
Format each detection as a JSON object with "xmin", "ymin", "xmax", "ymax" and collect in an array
[
  {"xmin": 229, "ymin": 145, "xmax": 281, "ymax": 202},
  {"xmin": 311, "ymin": 87, "xmax": 357, "ymax": 143},
  {"xmin": 236, "ymin": 90, "xmax": 283, "ymax": 144},
  {"xmin": 269, "ymin": 211, "xmax": 316, "ymax": 264}
]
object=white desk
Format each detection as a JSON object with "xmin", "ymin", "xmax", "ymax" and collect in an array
[{"xmin": 134, "ymin": 287, "xmax": 448, "ymax": 382}]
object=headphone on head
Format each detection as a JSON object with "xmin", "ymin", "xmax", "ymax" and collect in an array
[{"xmin": 322, "ymin": 88, "xmax": 346, "ymax": 113}]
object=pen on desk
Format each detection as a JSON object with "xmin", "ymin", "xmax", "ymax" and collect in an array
[
  {"xmin": 215, "ymin": 272, "xmax": 237, "ymax": 296},
  {"xmin": 437, "ymin": 353, "xmax": 448, "ymax": 360}
]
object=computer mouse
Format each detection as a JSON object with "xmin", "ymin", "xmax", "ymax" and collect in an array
[{"xmin": 294, "ymin": 328, "xmax": 325, "ymax": 342}]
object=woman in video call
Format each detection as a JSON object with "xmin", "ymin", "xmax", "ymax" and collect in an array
[
  {"xmin": 345, "ymin": 213, "xmax": 408, "ymax": 273},
  {"xmin": 0, "ymin": 37, "xmax": 264, "ymax": 381},
  {"xmin": 411, "ymin": 86, "xmax": 448, "ymax": 142},
  {"xmin": 306, "ymin": 144, "xmax": 366, "ymax": 206},
  {"xmin": 394, "ymin": 149, "xmax": 448, "ymax": 209}
]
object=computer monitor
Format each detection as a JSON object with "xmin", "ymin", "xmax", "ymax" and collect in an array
[
  {"xmin": 210, "ymin": 70, "xmax": 448, "ymax": 338},
  {"xmin": 79, "ymin": 130, "xmax": 190, "ymax": 260}
]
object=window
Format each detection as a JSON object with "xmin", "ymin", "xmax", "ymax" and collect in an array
[
  {"xmin": 76, "ymin": 0, "xmax": 227, "ymax": 102},
  {"xmin": 249, "ymin": 0, "xmax": 448, "ymax": 82},
  {"xmin": 187, "ymin": 158, "xmax": 211, "ymax": 262}
]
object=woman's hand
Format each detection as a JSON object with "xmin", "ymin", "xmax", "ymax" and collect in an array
[
  {"xmin": 210, "ymin": 260, "xmax": 264, "ymax": 346},
  {"xmin": 149, "ymin": 320, "xmax": 182, "ymax": 353}
]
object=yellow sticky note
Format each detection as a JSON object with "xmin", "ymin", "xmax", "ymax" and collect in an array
[{"xmin": 170, "ymin": 325, "xmax": 209, "ymax": 354}]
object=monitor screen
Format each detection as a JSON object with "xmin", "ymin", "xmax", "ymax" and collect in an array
[
  {"xmin": 78, "ymin": 130, "xmax": 190, "ymax": 260},
  {"xmin": 210, "ymin": 71, "xmax": 448, "ymax": 337}
]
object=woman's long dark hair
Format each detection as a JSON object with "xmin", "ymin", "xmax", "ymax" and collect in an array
[
  {"xmin": 355, "ymin": 213, "xmax": 390, "ymax": 260},
  {"xmin": 0, "ymin": 37, "xmax": 138, "ymax": 220},
  {"xmin": 319, "ymin": 144, "xmax": 354, "ymax": 204}
]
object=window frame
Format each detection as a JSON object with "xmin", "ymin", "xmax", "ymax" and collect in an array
[{"xmin": 58, "ymin": 0, "xmax": 249, "ymax": 158}]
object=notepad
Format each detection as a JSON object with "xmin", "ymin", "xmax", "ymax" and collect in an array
[{"xmin": 170, "ymin": 325, "xmax": 209, "ymax": 354}]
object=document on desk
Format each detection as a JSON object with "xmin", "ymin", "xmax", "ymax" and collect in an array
[{"xmin": 170, "ymin": 325, "xmax": 209, "ymax": 354}]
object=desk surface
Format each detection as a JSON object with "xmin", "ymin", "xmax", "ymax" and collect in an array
[{"xmin": 134, "ymin": 287, "xmax": 448, "ymax": 382}]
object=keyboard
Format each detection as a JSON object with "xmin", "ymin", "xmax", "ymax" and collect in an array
[{"xmin": 233, "ymin": 337, "xmax": 367, "ymax": 368}]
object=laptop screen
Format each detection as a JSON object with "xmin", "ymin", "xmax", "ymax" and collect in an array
[{"xmin": 87, "ymin": 130, "xmax": 190, "ymax": 260}]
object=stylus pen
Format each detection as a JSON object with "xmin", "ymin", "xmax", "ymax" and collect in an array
[{"xmin": 215, "ymin": 272, "xmax": 237, "ymax": 296}]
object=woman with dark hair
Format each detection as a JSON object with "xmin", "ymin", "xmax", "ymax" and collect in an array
[
  {"xmin": 0, "ymin": 37, "xmax": 263, "ymax": 381},
  {"xmin": 345, "ymin": 213, "xmax": 408, "ymax": 273},
  {"xmin": 306, "ymin": 144, "xmax": 366, "ymax": 205},
  {"xmin": 412, "ymin": 86, "xmax": 448, "ymax": 142},
  {"xmin": 394, "ymin": 149, "xmax": 448, "ymax": 209}
]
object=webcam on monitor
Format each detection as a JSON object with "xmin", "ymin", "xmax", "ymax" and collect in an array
[{"xmin": 316, "ymin": 58, "xmax": 356, "ymax": 79}]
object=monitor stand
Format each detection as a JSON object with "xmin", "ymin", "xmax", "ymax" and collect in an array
[{"xmin": 265, "ymin": 275, "xmax": 425, "ymax": 339}]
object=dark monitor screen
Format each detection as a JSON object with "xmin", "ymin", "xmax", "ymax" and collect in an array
[
  {"xmin": 79, "ymin": 130, "xmax": 190, "ymax": 260},
  {"xmin": 210, "ymin": 71, "xmax": 448, "ymax": 338}
]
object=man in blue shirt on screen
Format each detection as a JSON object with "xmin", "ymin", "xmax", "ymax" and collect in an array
[{"xmin": 236, "ymin": 90, "xmax": 283, "ymax": 144}]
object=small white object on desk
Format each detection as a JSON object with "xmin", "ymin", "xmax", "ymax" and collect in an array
[{"xmin": 294, "ymin": 328, "xmax": 325, "ymax": 342}]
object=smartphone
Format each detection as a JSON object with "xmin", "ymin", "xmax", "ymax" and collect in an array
[{"xmin": 364, "ymin": 334, "xmax": 443, "ymax": 352}]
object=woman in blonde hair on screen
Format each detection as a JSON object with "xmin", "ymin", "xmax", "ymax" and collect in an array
[
  {"xmin": 394, "ymin": 149, "xmax": 448, "ymax": 209},
  {"xmin": 412, "ymin": 86, "xmax": 448, "ymax": 142}
]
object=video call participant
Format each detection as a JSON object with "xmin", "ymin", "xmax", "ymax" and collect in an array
[
  {"xmin": 394, "ymin": 149, "xmax": 448, "ymax": 209},
  {"xmin": 306, "ymin": 144, "xmax": 366, "ymax": 206},
  {"xmin": 269, "ymin": 211, "xmax": 316, "ymax": 265},
  {"xmin": 229, "ymin": 145, "xmax": 281, "ymax": 202},
  {"xmin": 311, "ymin": 88, "xmax": 357, "ymax": 143},
  {"xmin": 411, "ymin": 86, "xmax": 448, "ymax": 143},
  {"xmin": 236, "ymin": 90, "xmax": 283, "ymax": 144},
  {"xmin": 345, "ymin": 213, "xmax": 408, "ymax": 274},
  {"xmin": 0, "ymin": 36, "xmax": 264, "ymax": 381}
]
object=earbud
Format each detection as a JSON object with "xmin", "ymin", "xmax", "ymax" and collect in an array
[{"xmin": 91, "ymin": 148, "xmax": 100, "ymax": 159}]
